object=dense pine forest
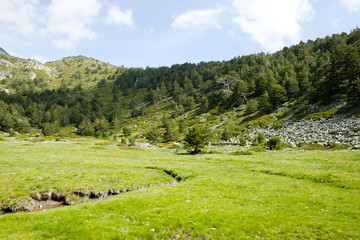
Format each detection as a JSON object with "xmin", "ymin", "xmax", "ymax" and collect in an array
[{"xmin": 0, "ymin": 29, "xmax": 359, "ymax": 140}]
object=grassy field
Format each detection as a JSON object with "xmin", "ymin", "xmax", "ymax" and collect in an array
[{"xmin": 0, "ymin": 139, "xmax": 359, "ymax": 239}]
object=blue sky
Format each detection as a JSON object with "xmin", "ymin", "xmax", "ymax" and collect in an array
[{"xmin": 0, "ymin": 0, "xmax": 359, "ymax": 68}]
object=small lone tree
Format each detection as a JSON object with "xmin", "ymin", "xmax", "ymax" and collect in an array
[
  {"xmin": 266, "ymin": 137, "xmax": 281, "ymax": 150},
  {"xmin": 184, "ymin": 126, "xmax": 210, "ymax": 154}
]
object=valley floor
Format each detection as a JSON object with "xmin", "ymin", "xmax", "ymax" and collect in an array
[{"xmin": 0, "ymin": 139, "xmax": 359, "ymax": 239}]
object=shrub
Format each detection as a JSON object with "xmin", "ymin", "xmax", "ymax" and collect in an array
[
  {"xmin": 266, "ymin": 137, "xmax": 281, "ymax": 150},
  {"xmin": 128, "ymin": 135, "xmax": 137, "ymax": 146},
  {"xmin": 8, "ymin": 128, "xmax": 16, "ymax": 137},
  {"xmin": 329, "ymin": 144, "xmax": 351, "ymax": 150},
  {"xmin": 299, "ymin": 143, "xmax": 327, "ymax": 150},
  {"xmin": 119, "ymin": 138, "xmax": 127, "ymax": 146},
  {"xmin": 253, "ymin": 133, "xmax": 265, "ymax": 145},
  {"xmin": 245, "ymin": 99, "xmax": 259, "ymax": 115},
  {"xmin": 272, "ymin": 121, "xmax": 283, "ymax": 130},
  {"xmin": 299, "ymin": 143, "xmax": 351, "ymax": 151},
  {"xmin": 94, "ymin": 130, "xmax": 103, "ymax": 138},
  {"xmin": 145, "ymin": 128, "xmax": 161, "ymax": 143},
  {"xmin": 221, "ymin": 128, "xmax": 233, "ymax": 141},
  {"xmin": 238, "ymin": 136, "xmax": 247, "ymax": 146},
  {"xmin": 123, "ymin": 127, "xmax": 132, "ymax": 136},
  {"xmin": 42, "ymin": 122, "xmax": 60, "ymax": 136}
]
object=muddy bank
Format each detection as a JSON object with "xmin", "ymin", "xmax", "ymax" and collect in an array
[{"xmin": 1, "ymin": 180, "xmax": 178, "ymax": 215}]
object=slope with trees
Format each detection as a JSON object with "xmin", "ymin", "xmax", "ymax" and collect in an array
[{"xmin": 0, "ymin": 29, "xmax": 359, "ymax": 147}]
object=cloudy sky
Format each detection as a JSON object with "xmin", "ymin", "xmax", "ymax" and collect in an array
[{"xmin": 0, "ymin": 0, "xmax": 359, "ymax": 67}]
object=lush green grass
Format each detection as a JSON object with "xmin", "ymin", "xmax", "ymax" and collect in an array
[{"xmin": 0, "ymin": 140, "xmax": 359, "ymax": 239}]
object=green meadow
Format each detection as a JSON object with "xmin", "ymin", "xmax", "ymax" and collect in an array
[{"xmin": 0, "ymin": 139, "xmax": 359, "ymax": 239}]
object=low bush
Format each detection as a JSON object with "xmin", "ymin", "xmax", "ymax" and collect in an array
[
  {"xmin": 329, "ymin": 144, "xmax": 352, "ymax": 150},
  {"xmin": 304, "ymin": 109, "xmax": 338, "ymax": 121},
  {"xmin": 252, "ymin": 133, "xmax": 265, "ymax": 145},
  {"xmin": 280, "ymin": 142, "xmax": 292, "ymax": 149},
  {"xmin": 299, "ymin": 143, "xmax": 328, "ymax": 150},
  {"xmin": 272, "ymin": 121, "xmax": 283, "ymax": 130},
  {"xmin": 128, "ymin": 135, "xmax": 137, "ymax": 146},
  {"xmin": 8, "ymin": 128, "xmax": 16, "ymax": 137}
]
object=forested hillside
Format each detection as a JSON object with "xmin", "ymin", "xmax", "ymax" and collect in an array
[
  {"xmin": 113, "ymin": 28, "xmax": 360, "ymax": 109},
  {"xmin": 0, "ymin": 29, "xmax": 359, "ymax": 143}
]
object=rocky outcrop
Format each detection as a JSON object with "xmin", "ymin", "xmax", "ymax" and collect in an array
[
  {"xmin": 0, "ymin": 69, "xmax": 13, "ymax": 80},
  {"xmin": 0, "ymin": 47, "xmax": 9, "ymax": 56},
  {"xmin": 27, "ymin": 71, "xmax": 36, "ymax": 80},
  {"xmin": 0, "ymin": 56, "xmax": 57, "ymax": 78},
  {"xmin": 250, "ymin": 115, "xmax": 360, "ymax": 147}
]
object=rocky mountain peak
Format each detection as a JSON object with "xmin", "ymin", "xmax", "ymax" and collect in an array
[{"xmin": 0, "ymin": 47, "xmax": 10, "ymax": 56}]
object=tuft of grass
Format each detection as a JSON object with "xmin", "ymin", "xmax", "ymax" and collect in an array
[
  {"xmin": 64, "ymin": 195, "xmax": 79, "ymax": 205},
  {"xmin": 95, "ymin": 141, "xmax": 114, "ymax": 145},
  {"xmin": 229, "ymin": 150, "xmax": 253, "ymax": 155},
  {"xmin": 89, "ymin": 146, "xmax": 106, "ymax": 150},
  {"xmin": 238, "ymin": 115, "xmax": 276, "ymax": 131},
  {"xmin": 118, "ymin": 145, "xmax": 138, "ymax": 150},
  {"xmin": 249, "ymin": 146, "xmax": 267, "ymax": 152},
  {"xmin": 304, "ymin": 109, "xmax": 338, "ymax": 121},
  {"xmin": 207, "ymin": 150, "xmax": 222, "ymax": 154}
]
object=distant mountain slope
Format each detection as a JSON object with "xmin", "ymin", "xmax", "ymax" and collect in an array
[
  {"xmin": 0, "ymin": 55, "xmax": 57, "ymax": 92},
  {"xmin": 0, "ymin": 55, "xmax": 120, "ymax": 92},
  {"xmin": 45, "ymin": 56, "xmax": 119, "ymax": 89},
  {"xmin": 0, "ymin": 47, "xmax": 9, "ymax": 56}
]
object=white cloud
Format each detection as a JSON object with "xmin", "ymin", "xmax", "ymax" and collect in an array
[
  {"xmin": 172, "ymin": 7, "xmax": 225, "ymax": 30},
  {"xmin": 0, "ymin": 0, "xmax": 43, "ymax": 36},
  {"xmin": 340, "ymin": 0, "xmax": 360, "ymax": 11},
  {"xmin": 104, "ymin": 5, "xmax": 134, "ymax": 27},
  {"xmin": 46, "ymin": 0, "xmax": 101, "ymax": 50},
  {"xmin": 232, "ymin": 0, "xmax": 314, "ymax": 51}
]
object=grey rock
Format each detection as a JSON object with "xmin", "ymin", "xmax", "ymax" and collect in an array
[
  {"xmin": 0, "ymin": 47, "xmax": 9, "ymax": 56},
  {"xmin": 28, "ymin": 71, "xmax": 36, "ymax": 80},
  {"xmin": 251, "ymin": 115, "xmax": 360, "ymax": 146},
  {"xmin": 0, "ymin": 69, "xmax": 13, "ymax": 80}
]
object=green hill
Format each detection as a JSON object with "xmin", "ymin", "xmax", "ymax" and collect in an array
[{"xmin": 45, "ymin": 56, "xmax": 119, "ymax": 89}]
